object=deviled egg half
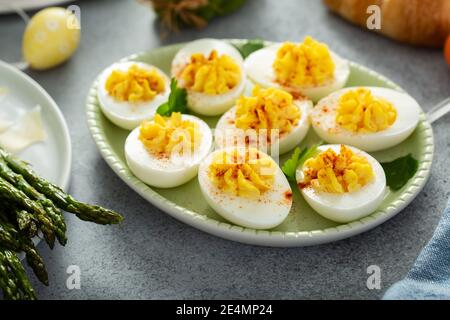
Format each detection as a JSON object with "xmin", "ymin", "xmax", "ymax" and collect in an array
[
  {"xmin": 296, "ymin": 144, "xmax": 386, "ymax": 223},
  {"xmin": 125, "ymin": 112, "xmax": 212, "ymax": 188},
  {"xmin": 198, "ymin": 147, "xmax": 293, "ymax": 229},
  {"xmin": 171, "ymin": 39, "xmax": 246, "ymax": 116},
  {"xmin": 311, "ymin": 87, "xmax": 421, "ymax": 152},
  {"xmin": 97, "ymin": 61, "xmax": 170, "ymax": 130},
  {"xmin": 245, "ymin": 36, "xmax": 350, "ymax": 102},
  {"xmin": 215, "ymin": 86, "xmax": 312, "ymax": 155}
]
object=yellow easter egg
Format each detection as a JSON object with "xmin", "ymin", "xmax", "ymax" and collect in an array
[{"xmin": 22, "ymin": 7, "xmax": 80, "ymax": 70}]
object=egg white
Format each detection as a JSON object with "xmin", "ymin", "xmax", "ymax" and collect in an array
[
  {"xmin": 310, "ymin": 87, "xmax": 421, "ymax": 152},
  {"xmin": 171, "ymin": 39, "xmax": 246, "ymax": 116},
  {"xmin": 214, "ymin": 99, "xmax": 312, "ymax": 155},
  {"xmin": 244, "ymin": 43, "xmax": 350, "ymax": 103},
  {"xmin": 198, "ymin": 148, "xmax": 293, "ymax": 229},
  {"xmin": 97, "ymin": 61, "xmax": 170, "ymax": 131},
  {"xmin": 125, "ymin": 114, "xmax": 213, "ymax": 188},
  {"xmin": 296, "ymin": 144, "xmax": 386, "ymax": 223}
]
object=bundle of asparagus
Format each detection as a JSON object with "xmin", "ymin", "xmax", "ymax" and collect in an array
[{"xmin": 0, "ymin": 147, "xmax": 123, "ymax": 300}]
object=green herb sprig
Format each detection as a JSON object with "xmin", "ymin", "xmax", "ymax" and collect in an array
[
  {"xmin": 282, "ymin": 142, "xmax": 323, "ymax": 182},
  {"xmin": 381, "ymin": 154, "xmax": 419, "ymax": 191},
  {"xmin": 236, "ymin": 39, "xmax": 265, "ymax": 58},
  {"xmin": 156, "ymin": 78, "xmax": 188, "ymax": 116}
]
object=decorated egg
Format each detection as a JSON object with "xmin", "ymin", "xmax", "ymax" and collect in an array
[{"xmin": 22, "ymin": 7, "xmax": 80, "ymax": 70}]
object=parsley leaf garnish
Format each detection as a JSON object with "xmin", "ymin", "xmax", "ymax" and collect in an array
[
  {"xmin": 236, "ymin": 39, "xmax": 265, "ymax": 58},
  {"xmin": 381, "ymin": 154, "xmax": 419, "ymax": 191},
  {"xmin": 156, "ymin": 78, "xmax": 187, "ymax": 116},
  {"xmin": 282, "ymin": 142, "xmax": 323, "ymax": 182},
  {"xmin": 282, "ymin": 147, "xmax": 302, "ymax": 182}
]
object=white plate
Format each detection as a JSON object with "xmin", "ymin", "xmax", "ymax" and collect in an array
[
  {"xmin": 0, "ymin": 60, "xmax": 71, "ymax": 191},
  {"xmin": 0, "ymin": 0, "xmax": 74, "ymax": 14}
]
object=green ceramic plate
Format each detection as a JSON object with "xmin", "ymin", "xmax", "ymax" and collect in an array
[{"xmin": 86, "ymin": 40, "xmax": 434, "ymax": 247}]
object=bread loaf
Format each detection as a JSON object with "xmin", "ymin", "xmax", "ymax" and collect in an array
[{"xmin": 324, "ymin": 0, "xmax": 450, "ymax": 47}]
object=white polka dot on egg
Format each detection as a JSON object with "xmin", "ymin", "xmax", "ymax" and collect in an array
[
  {"xmin": 46, "ymin": 20, "xmax": 60, "ymax": 31},
  {"xmin": 59, "ymin": 42, "xmax": 70, "ymax": 54},
  {"xmin": 34, "ymin": 31, "xmax": 47, "ymax": 43}
]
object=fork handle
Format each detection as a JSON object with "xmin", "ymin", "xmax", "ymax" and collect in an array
[{"xmin": 427, "ymin": 98, "xmax": 450, "ymax": 124}]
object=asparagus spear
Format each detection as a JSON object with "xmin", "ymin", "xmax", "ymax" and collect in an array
[
  {"xmin": 0, "ymin": 213, "xmax": 48, "ymax": 286},
  {"xmin": 16, "ymin": 209, "xmax": 33, "ymax": 231},
  {"xmin": 0, "ymin": 208, "xmax": 19, "ymax": 249},
  {"xmin": 20, "ymin": 236, "xmax": 48, "ymax": 286},
  {"xmin": 1, "ymin": 201, "xmax": 38, "ymax": 238},
  {"xmin": 0, "ymin": 249, "xmax": 36, "ymax": 300},
  {"xmin": 16, "ymin": 209, "xmax": 38, "ymax": 238},
  {"xmin": 0, "ymin": 251, "xmax": 21, "ymax": 300},
  {"xmin": 0, "ymin": 160, "xmax": 67, "ymax": 245},
  {"xmin": 0, "ymin": 177, "xmax": 56, "ymax": 248},
  {"xmin": 3, "ymin": 250, "xmax": 36, "ymax": 299},
  {"xmin": 0, "ymin": 149, "xmax": 123, "ymax": 225},
  {"xmin": 0, "ymin": 223, "xmax": 21, "ymax": 251}
]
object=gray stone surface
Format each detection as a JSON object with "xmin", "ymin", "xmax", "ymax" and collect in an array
[{"xmin": 0, "ymin": 0, "xmax": 449, "ymax": 300}]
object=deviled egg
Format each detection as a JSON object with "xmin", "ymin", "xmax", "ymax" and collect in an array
[
  {"xmin": 97, "ymin": 61, "xmax": 170, "ymax": 130},
  {"xmin": 215, "ymin": 86, "xmax": 312, "ymax": 155},
  {"xmin": 171, "ymin": 39, "xmax": 246, "ymax": 116},
  {"xmin": 310, "ymin": 87, "xmax": 421, "ymax": 152},
  {"xmin": 198, "ymin": 147, "xmax": 293, "ymax": 229},
  {"xmin": 245, "ymin": 36, "xmax": 350, "ymax": 102},
  {"xmin": 296, "ymin": 144, "xmax": 386, "ymax": 223},
  {"xmin": 125, "ymin": 112, "xmax": 212, "ymax": 188}
]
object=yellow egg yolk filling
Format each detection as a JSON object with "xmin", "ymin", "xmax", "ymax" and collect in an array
[
  {"xmin": 336, "ymin": 88, "xmax": 397, "ymax": 133},
  {"xmin": 105, "ymin": 64, "xmax": 165, "ymax": 103},
  {"xmin": 139, "ymin": 112, "xmax": 201, "ymax": 157},
  {"xmin": 208, "ymin": 148, "xmax": 276, "ymax": 198},
  {"xmin": 235, "ymin": 86, "xmax": 301, "ymax": 136},
  {"xmin": 273, "ymin": 36, "xmax": 335, "ymax": 87},
  {"xmin": 301, "ymin": 145, "xmax": 374, "ymax": 193},
  {"xmin": 179, "ymin": 50, "xmax": 241, "ymax": 95}
]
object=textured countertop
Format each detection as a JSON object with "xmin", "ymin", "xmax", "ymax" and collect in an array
[{"xmin": 0, "ymin": 0, "xmax": 449, "ymax": 300}]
